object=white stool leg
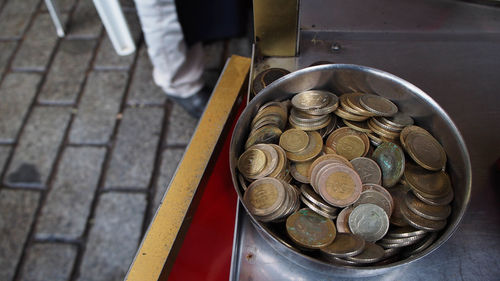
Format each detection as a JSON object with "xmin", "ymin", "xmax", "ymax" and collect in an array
[
  {"xmin": 92, "ymin": 0, "xmax": 136, "ymax": 56},
  {"xmin": 44, "ymin": 0, "xmax": 66, "ymax": 37}
]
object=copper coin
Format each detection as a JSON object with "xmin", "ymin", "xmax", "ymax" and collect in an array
[
  {"xmin": 320, "ymin": 233, "xmax": 366, "ymax": 258},
  {"xmin": 405, "ymin": 132, "xmax": 447, "ymax": 171},
  {"xmin": 317, "ymin": 165, "xmax": 363, "ymax": 207},
  {"xmin": 286, "ymin": 208, "xmax": 336, "ymax": 249},
  {"xmin": 404, "ymin": 163, "xmax": 452, "ymax": 198},
  {"xmin": 400, "ymin": 195, "xmax": 447, "ymax": 232},
  {"xmin": 372, "ymin": 142, "xmax": 405, "ymax": 188},
  {"xmin": 405, "ymin": 191, "xmax": 451, "ymax": 220}
]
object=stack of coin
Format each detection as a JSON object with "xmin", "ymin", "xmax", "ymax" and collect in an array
[
  {"xmin": 377, "ymin": 226, "xmax": 428, "ymax": 250},
  {"xmin": 400, "ymin": 125, "xmax": 447, "ymax": 171},
  {"xmin": 403, "ymin": 163, "xmax": 454, "ymax": 208},
  {"xmin": 243, "ymin": 177, "xmax": 300, "ymax": 222},
  {"xmin": 320, "ymin": 233, "xmax": 365, "ymax": 262},
  {"xmin": 245, "ymin": 101, "xmax": 288, "ymax": 149},
  {"xmin": 299, "ymin": 184, "xmax": 338, "ymax": 219},
  {"xmin": 289, "ymin": 90, "xmax": 339, "ymax": 131},
  {"xmin": 286, "ymin": 208, "xmax": 337, "ymax": 249},
  {"xmin": 325, "ymin": 127, "xmax": 370, "ymax": 160},
  {"xmin": 367, "ymin": 112, "xmax": 414, "ymax": 144},
  {"xmin": 237, "ymin": 143, "xmax": 290, "ymax": 182}
]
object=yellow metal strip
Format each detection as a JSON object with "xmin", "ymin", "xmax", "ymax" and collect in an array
[{"xmin": 125, "ymin": 55, "xmax": 251, "ymax": 281}]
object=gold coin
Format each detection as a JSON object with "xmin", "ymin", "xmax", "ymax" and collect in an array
[
  {"xmin": 318, "ymin": 165, "xmax": 362, "ymax": 207},
  {"xmin": 237, "ymin": 148, "xmax": 267, "ymax": 177},
  {"xmin": 245, "ymin": 125, "xmax": 282, "ymax": 149},
  {"xmin": 290, "ymin": 160, "xmax": 313, "ymax": 183},
  {"xmin": 345, "ymin": 93, "xmax": 376, "ymax": 117},
  {"xmin": 335, "ymin": 135, "xmax": 366, "ymax": 160},
  {"xmin": 247, "ymin": 144, "xmax": 279, "ymax": 179},
  {"xmin": 279, "ymin": 129, "xmax": 309, "ymax": 152},
  {"xmin": 244, "ymin": 177, "xmax": 285, "ymax": 217},
  {"xmin": 334, "ymin": 106, "xmax": 369, "ymax": 121},
  {"xmin": 326, "ymin": 127, "xmax": 369, "ymax": 157},
  {"xmin": 286, "ymin": 131, "xmax": 323, "ymax": 162},
  {"xmin": 405, "ymin": 132, "xmax": 447, "ymax": 171},
  {"xmin": 251, "ymin": 105, "xmax": 287, "ymax": 128},
  {"xmin": 292, "ymin": 90, "xmax": 330, "ymax": 110},
  {"xmin": 367, "ymin": 119, "xmax": 400, "ymax": 139},
  {"xmin": 268, "ymin": 144, "xmax": 287, "ymax": 178},
  {"xmin": 343, "ymin": 119, "xmax": 372, "ymax": 133}
]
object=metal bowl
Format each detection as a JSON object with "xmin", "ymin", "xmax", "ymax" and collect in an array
[{"xmin": 229, "ymin": 64, "xmax": 471, "ymax": 277}]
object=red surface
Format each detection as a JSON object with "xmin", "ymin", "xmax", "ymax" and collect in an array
[{"xmin": 168, "ymin": 100, "xmax": 245, "ymax": 281}]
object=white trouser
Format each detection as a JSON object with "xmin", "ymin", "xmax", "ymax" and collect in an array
[{"xmin": 134, "ymin": 0, "xmax": 204, "ymax": 98}]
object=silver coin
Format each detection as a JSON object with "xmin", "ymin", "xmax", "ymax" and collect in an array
[
  {"xmin": 379, "ymin": 233, "xmax": 427, "ymax": 247},
  {"xmin": 300, "ymin": 184, "xmax": 337, "ymax": 213},
  {"xmin": 404, "ymin": 232, "xmax": 438, "ymax": 257},
  {"xmin": 350, "ymin": 157, "xmax": 382, "ymax": 185},
  {"xmin": 400, "ymin": 197, "xmax": 447, "ymax": 232},
  {"xmin": 413, "ymin": 187, "xmax": 454, "ymax": 206},
  {"xmin": 345, "ymin": 242, "xmax": 385, "ymax": 264},
  {"xmin": 300, "ymin": 195, "xmax": 337, "ymax": 220},
  {"xmin": 382, "ymin": 247, "xmax": 401, "ymax": 259},
  {"xmin": 372, "ymin": 117, "xmax": 403, "ymax": 132},
  {"xmin": 323, "ymin": 255, "xmax": 359, "ymax": 266},
  {"xmin": 348, "ymin": 204, "xmax": 389, "ymax": 242},
  {"xmin": 353, "ymin": 190, "xmax": 392, "ymax": 217},
  {"xmin": 292, "ymin": 90, "xmax": 331, "ymax": 111},
  {"xmin": 386, "ymin": 225, "xmax": 427, "ymax": 238},
  {"xmin": 320, "ymin": 233, "xmax": 366, "ymax": 258}
]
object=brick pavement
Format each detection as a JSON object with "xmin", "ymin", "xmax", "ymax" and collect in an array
[{"xmin": 0, "ymin": 1, "xmax": 251, "ymax": 280}]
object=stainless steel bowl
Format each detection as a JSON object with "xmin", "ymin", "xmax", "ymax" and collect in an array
[{"xmin": 229, "ymin": 64, "xmax": 471, "ymax": 277}]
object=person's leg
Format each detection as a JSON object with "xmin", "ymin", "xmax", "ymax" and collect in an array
[{"xmin": 134, "ymin": 0, "xmax": 208, "ymax": 117}]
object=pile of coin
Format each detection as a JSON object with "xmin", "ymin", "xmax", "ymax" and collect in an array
[
  {"xmin": 243, "ymin": 177, "xmax": 300, "ymax": 222},
  {"xmin": 236, "ymin": 89, "xmax": 455, "ymax": 266}
]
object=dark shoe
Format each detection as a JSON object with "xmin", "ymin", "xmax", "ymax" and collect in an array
[{"xmin": 167, "ymin": 87, "xmax": 211, "ymax": 118}]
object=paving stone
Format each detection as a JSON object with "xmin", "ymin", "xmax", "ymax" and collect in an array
[
  {"xmin": 204, "ymin": 41, "xmax": 224, "ymax": 70},
  {"xmin": 93, "ymin": 12, "xmax": 141, "ymax": 70},
  {"xmin": 12, "ymin": 13, "xmax": 65, "ymax": 71},
  {"xmin": 38, "ymin": 39, "xmax": 97, "ymax": 104},
  {"xmin": 41, "ymin": 0, "xmax": 77, "ymax": 12},
  {"xmin": 69, "ymin": 71, "xmax": 128, "ymax": 144},
  {"xmin": 105, "ymin": 107, "xmax": 163, "ymax": 189},
  {"xmin": 153, "ymin": 148, "xmax": 185, "ymax": 212},
  {"xmin": 19, "ymin": 243, "xmax": 77, "ymax": 281},
  {"xmin": 0, "ymin": 41, "xmax": 17, "ymax": 80},
  {"xmin": 36, "ymin": 147, "xmax": 106, "ymax": 240},
  {"xmin": 0, "ymin": 190, "xmax": 40, "ymax": 281},
  {"xmin": 0, "ymin": 73, "xmax": 42, "ymax": 143},
  {"xmin": 67, "ymin": 0, "xmax": 102, "ymax": 38},
  {"xmin": 165, "ymin": 102, "xmax": 198, "ymax": 145},
  {"xmin": 0, "ymin": 0, "xmax": 39, "ymax": 38},
  {"xmin": 5, "ymin": 107, "xmax": 71, "ymax": 188},
  {"xmin": 77, "ymin": 192, "xmax": 146, "ymax": 281},
  {"xmin": 127, "ymin": 46, "xmax": 166, "ymax": 105},
  {"xmin": 0, "ymin": 146, "xmax": 11, "ymax": 174}
]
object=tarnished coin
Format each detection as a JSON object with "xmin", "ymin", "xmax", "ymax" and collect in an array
[
  {"xmin": 252, "ymin": 114, "xmax": 286, "ymax": 131},
  {"xmin": 382, "ymin": 247, "xmax": 401, "ymax": 259},
  {"xmin": 311, "ymin": 161, "xmax": 347, "ymax": 193},
  {"xmin": 400, "ymin": 125, "xmax": 432, "ymax": 149},
  {"xmin": 405, "ymin": 132, "xmax": 447, "ymax": 171},
  {"xmin": 290, "ymin": 107, "xmax": 328, "ymax": 123},
  {"xmin": 404, "ymin": 163, "xmax": 452, "ymax": 198},
  {"xmin": 286, "ymin": 208, "xmax": 337, "ymax": 249},
  {"xmin": 319, "ymin": 115, "xmax": 338, "ymax": 138},
  {"xmin": 387, "ymin": 225, "xmax": 427, "ymax": 238},
  {"xmin": 324, "ymin": 256, "xmax": 359, "ymax": 265},
  {"xmin": 245, "ymin": 125, "xmax": 282, "ymax": 149},
  {"xmin": 289, "ymin": 114, "xmax": 331, "ymax": 131},
  {"xmin": 268, "ymin": 144, "xmax": 288, "ymax": 179},
  {"xmin": 252, "ymin": 68, "xmax": 290, "ymax": 96},
  {"xmin": 378, "ymin": 233, "xmax": 426, "ymax": 248},
  {"xmin": 251, "ymin": 105, "xmax": 287, "ymax": 128},
  {"xmin": 238, "ymin": 173, "xmax": 249, "ymax": 191},
  {"xmin": 292, "ymin": 90, "xmax": 331, "ymax": 111},
  {"xmin": 334, "ymin": 106, "xmax": 369, "ymax": 122},
  {"xmin": 320, "ymin": 233, "xmax": 366, "ymax": 258},
  {"xmin": 279, "ymin": 129, "xmax": 309, "ymax": 152},
  {"xmin": 300, "ymin": 184, "xmax": 337, "ymax": 213},
  {"xmin": 290, "ymin": 161, "xmax": 312, "ymax": 184},
  {"xmin": 286, "ymin": 131, "xmax": 323, "ymax": 162},
  {"xmin": 413, "ymin": 187, "xmax": 454, "ymax": 206},
  {"xmin": 381, "ymin": 112, "xmax": 414, "ymax": 128},
  {"xmin": 237, "ymin": 148, "xmax": 266, "ymax": 177},
  {"xmin": 372, "ymin": 142, "xmax": 405, "ymax": 188},
  {"xmin": 404, "ymin": 232, "xmax": 437, "ymax": 257},
  {"xmin": 405, "ymin": 192, "xmax": 451, "ymax": 221},
  {"xmin": 387, "ymin": 185, "xmax": 411, "ymax": 227},
  {"xmin": 359, "ymin": 94, "xmax": 398, "ymax": 117},
  {"xmin": 246, "ymin": 144, "xmax": 278, "ymax": 179},
  {"xmin": 326, "ymin": 127, "xmax": 370, "ymax": 159},
  {"xmin": 400, "ymin": 196, "xmax": 447, "ymax": 232},
  {"xmin": 318, "ymin": 165, "xmax": 363, "ymax": 207},
  {"xmin": 306, "ymin": 92, "xmax": 339, "ymax": 116},
  {"xmin": 353, "ymin": 190, "xmax": 392, "ymax": 217},
  {"xmin": 309, "ymin": 154, "xmax": 354, "ymax": 179},
  {"xmin": 345, "ymin": 242, "xmax": 385, "ymax": 264},
  {"xmin": 348, "ymin": 204, "xmax": 389, "ymax": 242},
  {"xmin": 350, "ymin": 157, "xmax": 382, "ymax": 184},
  {"xmin": 243, "ymin": 177, "xmax": 285, "ymax": 217},
  {"xmin": 336, "ymin": 206, "xmax": 354, "ymax": 233},
  {"xmin": 344, "ymin": 93, "xmax": 377, "ymax": 117},
  {"xmin": 367, "ymin": 119, "xmax": 400, "ymax": 139}
]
